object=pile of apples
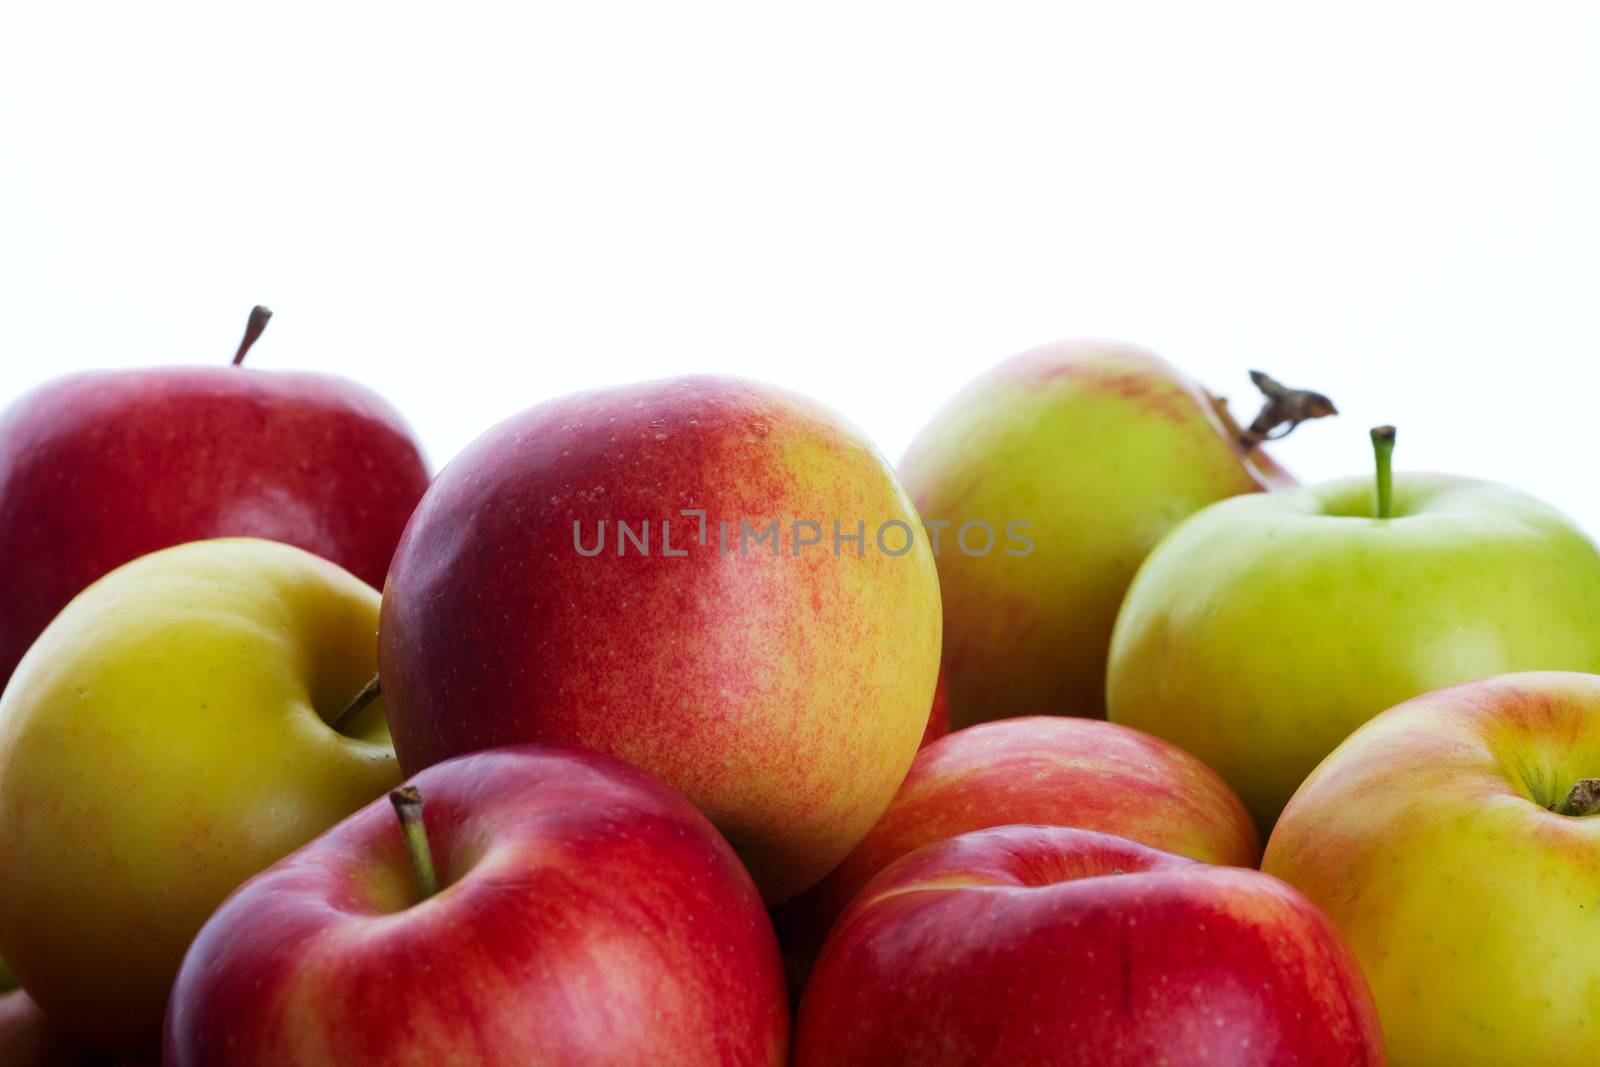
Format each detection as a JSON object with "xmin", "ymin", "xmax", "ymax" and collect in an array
[{"xmin": 1, "ymin": 315, "xmax": 1597, "ymax": 1066}]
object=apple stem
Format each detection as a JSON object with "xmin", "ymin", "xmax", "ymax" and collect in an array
[
  {"xmin": 1236, "ymin": 371, "xmax": 1339, "ymax": 447},
  {"xmin": 1206, "ymin": 392, "xmax": 1248, "ymax": 444},
  {"xmin": 1554, "ymin": 778, "xmax": 1600, "ymax": 817},
  {"xmin": 390, "ymin": 786, "xmax": 440, "ymax": 901},
  {"xmin": 1370, "ymin": 425, "xmax": 1396, "ymax": 519},
  {"xmin": 232, "ymin": 305, "xmax": 273, "ymax": 366},
  {"xmin": 329, "ymin": 673, "xmax": 381, "ymax": 735}
]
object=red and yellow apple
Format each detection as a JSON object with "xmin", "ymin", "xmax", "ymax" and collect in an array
[
  {"xmin": 1264, "ymin": 670, "xmax": 1600, "ymax": 1064},
  {"xmin": 0, "ymin": 306, "xmax": 429, "ymax": 687},
  {"xmin": 164, "ymin": 745, "xmax": 789, "ymax": 1066},
  {"xmin": 795, "ymin": 825, "xmax": 1383, "ymax": 1065},
  {"xmin": 900, "ymin": 341, "xmax": 1300, "ymax": 727},
  {"xmin": 0, "ymin": 538, "xmax": 401, "ymax": 1058},
  {"xmin": 782, "ymin": 715, "xmax": 1259, "ymax": 974},
  {"xmin": 379, "ymin": 375, "xmax": 941, "ymax": 901}
]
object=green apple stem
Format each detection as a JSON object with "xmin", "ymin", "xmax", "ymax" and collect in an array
[
  {"xmin": 1554, "ymin": 778, "xmax": 1600, "ymax": 817},
  {"xmin": 329, "ymin": 673, "xmax": 381, "ymax": 735},
  {"xmin": 1370, "ymin": 425, "xmax": 1396, "ymax": 519},
  {"xmin": 232, "ymin": 305, "xmax": 273, "ymax": 365},
  {"xmin": 390, "ymin": 786, "xmax": 440, "ymax": 901}
]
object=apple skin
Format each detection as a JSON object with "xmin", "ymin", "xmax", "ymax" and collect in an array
[
  {"xmin": 1108, "ymin": 473, "xmax": 1600, "ymax": 829},
  {"xmin": 781, "ymin": 716, "xmax": 1259, "ymax": 977},
  {"xmin": 899, "ymin": 340, "xmax": 1290, "ymax": 728},
  {"xmin": 164, "ymin": 744, "xmax": 789, "ymax": 1067},
  {"xmin": 0, "ymin": 538, "xmax": 402, "ymax": 1058},
  {"xmin": 794, "ymin": 825, "xmax": 1383, "ymax": 1066},
  {"xmin": 0, "ymin": 364, "xmax": 430, "ymax": 687},
  {"xmin": 379, "ymin": 375, "xmax": 941, "ymax": 902},
  {"xmin": 0, "ymin": 991, "xmax": 106, "ymax": 1067},
  {"xmin": 1263, "ymin": 671, "xmax": 1600, "ymax": 1064}
]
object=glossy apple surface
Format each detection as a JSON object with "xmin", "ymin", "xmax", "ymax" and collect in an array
[
  {"xmin": 165, "ymin": 745, "xmax": 789, "ymax": 1067},
  {"xmin": 380, "ymin": 375, "xmax": 941, "ymax": 901},
  {"xmin": 900, "ymin": 340, "xmax": 1291, "ymax": 727},
  {"xmin": 0, "ymin": 346, "xmax": 429, "ymax": 687},
  {"xmin": 1109, "ymin": 471, "xmax": 1600, "ymax": 829},
  {"xmin": 783, "ymin": 716, "xmax": 1259, "ymax": 975},
  {"xmin": 1264, "ymin": 671, "xmax": 1600, "ymax": 1064},
  {"xmin": 795, "ymin": 825, "xmax": 1383, "ymax": 1066},
  {"xmin": 0, "ymin": 539, "xmax": 401, "ymax": 1058}
]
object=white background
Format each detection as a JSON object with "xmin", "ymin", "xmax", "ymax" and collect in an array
[{"xmin": 3, "ymin": 4, "xmax": 1597, "ymax": 527}]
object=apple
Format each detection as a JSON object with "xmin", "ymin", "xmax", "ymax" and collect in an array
[
  {"xmin": 379, "ymin": 375, "xmax": 942, "ymax": 901},
  {"xmin": 781, "ymin": 715, "xmax": 1260, "ymax": 978},
  {"xmin": 899, "ymin": 341, "xmax": 1322, "ymax": 728},
  {"xmin": 794, "ymin": 824, "xmax": 1383, "ymax": 1065},
  {"xmin": 0, "ymin": 538, "xmax": 402, "ymax": 1058},
  {"xmin": 1109, "ymin": 427, "xmax": 1600, "ymax": 828},
  {"xmin": 1263, "ymin": 670, "xmax": 1600, "ymax": 1064},
  {"xmin": 0, "ymin": 305, "xmax": 429, "ymax": 687},
  {"xmin": 164, "ymin": 744, "xmax": 789, "ymax": 1066}
]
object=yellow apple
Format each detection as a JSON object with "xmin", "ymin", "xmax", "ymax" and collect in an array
[{"xmin": 0, "ymin": 538, "xmax": 401, "ymax": 1059}]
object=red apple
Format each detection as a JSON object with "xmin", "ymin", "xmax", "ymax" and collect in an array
[
  {"xmin": 0, "ymin": 990, "xmax": 104, "ymax": 1067},
  {"xmin": 0, "ymin": 307, "xmax": 429, "ymax": 685},
  {"xmin": 781, "ymin": 716, "xmax": 1259, "ymax": 979},
  {"xmin": 163, "ymin": 744, "xmax": 789, "ymax": 1067},
  {"xmin": 379, "ymin": 375, "xmax": 941, "ymax": 901},
  {"xmin": 795, "ymin": 825, "xmax": 1383, "ymax": 1066}
]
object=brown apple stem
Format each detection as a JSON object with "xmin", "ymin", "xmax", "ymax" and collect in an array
[
  {"xmin": 1554, "ymin": 778, "xmax": 1600, "ymax": 817},
  {"xmin": 390, "ymin": 786, "xmax": 440, "ymax": 901},
  {"xmin": 1370, "ymin": 425, "xmax": 1396, "ymax": 519},
  {"xmin": 1206, "ymin": 392, "xmax": 1248, "ymax": 445},
  {"xmin": 232, "ymin": 305, "xmax": 273, "ymax": 365},
  {"xmin": 1237, "ymin": 371, "xmax": 1339, "ymax": 447},
  {"xmin": 329, "ymin": 673, "xmax": 381, "ymax": 734}
]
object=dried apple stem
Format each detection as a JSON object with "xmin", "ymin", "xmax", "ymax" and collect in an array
[
  {"xmin": 1238, "ymin": 371, "xmax": 1339, "ymax": 446},
  {"xmin": 232, "ymin": 305, "xmax": 273, "ymax": 365},
  {"xmin": 390, "ymin": 786, "xmax": 439, "ymax": 900},
  {"xmin": 1370, "ymin": 426, "xmax": 1396, "ymax": 519},
  {"xmin": 330, "ymin": 673, "xmax": 381, "ymax": 734},
  {"xmin": 1554, "ymin": 778, "xmax": 1600, "ymax": 817}
]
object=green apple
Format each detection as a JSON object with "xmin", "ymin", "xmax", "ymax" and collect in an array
[
  {"xmin": 899, "ymin": 340, "xmax": 1307, "ymax": 727},
  {"xmin": 0, "ymin": 538, "xmax": 401, "ymax": 1059},
  {"xmin": 1109, "ymin": 427, "xmax": 1600, "ymax": 829},
  {"xmin": 1263, "ymin": 671, "xmax": 1600, "ymax": 1064}
]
